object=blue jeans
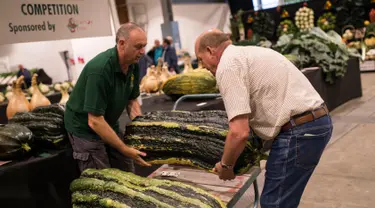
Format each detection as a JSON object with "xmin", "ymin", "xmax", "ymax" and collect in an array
[{"xmin": 260, "ymin": 115, "xmax": 333, "ymax": 208}]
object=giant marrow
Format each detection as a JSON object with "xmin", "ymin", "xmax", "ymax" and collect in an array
[
  {"xmin": 8, "ymin": 104, "xmax": 67, "ymax": 149},
  {"xmin": 0, "ymin": 124, "xmax": 33, "ymax": 160},
  {"xmin": 71, "ymin": 168, "xmax": 226, "ymax": 208},
  {"xmin": 161, "ymin": 69, "xmax": 218, "ymax": 99},
  {"xmin": 124, "ymin": 110, "xmax": 266, "ymax": 175}
]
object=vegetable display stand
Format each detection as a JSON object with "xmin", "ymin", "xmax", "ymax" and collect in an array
[{"xmin": 148, "ymin": 93, "xmax": 261, "ymax": 208}]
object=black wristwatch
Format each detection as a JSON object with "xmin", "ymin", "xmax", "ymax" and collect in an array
[{"xmin": 220, "ymin": 161, "xmax": 233, "ymax": 170}]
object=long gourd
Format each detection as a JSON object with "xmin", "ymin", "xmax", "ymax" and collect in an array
[
  {"xmin": 70, "ymin": 168, "xmax": 226, "ymax": 208},
  {"xmin": 124, "ymin": 110, "xmax": 266, "ymax": 175}
]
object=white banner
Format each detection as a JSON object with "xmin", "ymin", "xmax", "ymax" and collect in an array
[{"xmin": 0, "ymin": 0, "xmax": 112, "ymax": 45}]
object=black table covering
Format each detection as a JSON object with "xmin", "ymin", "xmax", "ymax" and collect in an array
[
  {"xmin": 0, "ymin": 149, "xmax": 80, "ymax": 208},
  {"xmin": 303, "ymin": 58, "xmax": 362, "ymax": 111}
]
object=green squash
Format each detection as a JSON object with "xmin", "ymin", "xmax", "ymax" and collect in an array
[{"xmin": 0, "ymin": 124, "xmax": 33, "ymax": 160}]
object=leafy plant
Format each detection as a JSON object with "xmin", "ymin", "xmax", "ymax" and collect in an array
[
  {"xmin": 277, "ymin": 20, "xmax": 298, "ymax": 37},
  {"xmin": 252, "ymin": 11, "xmax": 275, "ymax": 40},
  {"xmin": 274, "ymin": 27, "xmax": 360, "ymax": 84},
  {"xmin": 318, "ymin": 12, "xmax": 336, "ymax": 31}
]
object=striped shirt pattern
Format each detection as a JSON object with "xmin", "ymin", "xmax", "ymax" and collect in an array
[{"xmin": 216, "ymin": 45, "xmax": 324, "ymax": 140}]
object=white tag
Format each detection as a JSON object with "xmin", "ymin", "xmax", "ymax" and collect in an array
[{"xmin": 303, "ymin": 133, "xmax": 316, "ymax": 137}]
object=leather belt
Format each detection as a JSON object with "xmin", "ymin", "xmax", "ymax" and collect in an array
[{"xmin": 281, "ymin": 104, "xmax": 329, "ymax": 132}]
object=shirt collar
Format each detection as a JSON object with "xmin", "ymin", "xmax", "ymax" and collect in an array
[{"xmin": 112, "ymin": 45, "xmax": 134, "ymax": 74}]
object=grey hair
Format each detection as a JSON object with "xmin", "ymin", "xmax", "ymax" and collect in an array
[{"xmin": 115, "ymin": 22, "xmax": 144, "ymax": 43}]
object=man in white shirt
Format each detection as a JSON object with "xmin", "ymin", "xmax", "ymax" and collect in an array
[{"xmin": 195, "ymin": 29, "xmax": 333, "ymax": 208}]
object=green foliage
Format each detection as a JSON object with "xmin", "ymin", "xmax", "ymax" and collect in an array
[
  {"xmin": 318, "ymin": 12, "xmax": 336, "ymax": 31},
  {"xmin": 274, "ymin": 27, "xmax": 359, "ymax": 84},
  {"xmin": 253, "ymin": 11, "xmax": 275, "ymax": 40},
  {"xmin": 365, "ymin": 23, "xmax": 375, "ymax": 37},
  {"xmin": 336, "ymin": 0, "xmax": 368, "ymax": 29},
  {"xmin": 277, "ymin": 20, "xmax": 298, "ymax": 37}
]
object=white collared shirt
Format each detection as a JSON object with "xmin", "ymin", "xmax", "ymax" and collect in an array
[{"xmin": 216, "ymin": 45, "xmax": 324, "ymax": 140}]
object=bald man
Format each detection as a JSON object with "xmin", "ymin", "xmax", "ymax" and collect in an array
[
  {"xmin": 195, "ymin": 29, "xmax": 333, "ymax": 208},
  {"xmin": 64, "ymin": 23, "xmax": 151, "ymax": 173}
]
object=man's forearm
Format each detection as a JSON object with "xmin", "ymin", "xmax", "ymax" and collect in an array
[
  {"xmin": 127, "ymin": 99, "xmax": 142, "ymax": 120},
  {"xmin": 221, "ymin": 131, "xmax": 248, "ymax": 166},
  {"xmin": 89, "ymin": 115, "xmax": 131, "ymax": 156}
]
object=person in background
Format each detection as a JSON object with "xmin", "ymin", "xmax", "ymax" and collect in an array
[
  {"xmin": 146, "ymin": 39, "xmax": 163, "ymax": 65},
  {"xmin": 64, "ymin": 22, "xmax": 151, "ymax": 174},
  {"xmin": 195, "ymin": 29, "xmax": 333, "ymax": 208},
  {"xmin": 16, "ymin": 64, "xmax": 32, "ymax": 88},
  {"xmin": 166, "ymin": 36, "xmax": 173, "ymax": 47},
  {"xmin": 162, "ymin": 38, "xmax": 178, "ymax": 73},
  {"xmin": 138, "ymin": 54, "xmax": 153, "ymax": 82}
]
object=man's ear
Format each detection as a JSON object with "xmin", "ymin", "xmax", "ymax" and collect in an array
[{"xmin": 207, "ymin": 46, "xmax": 215, "ymax": 55}]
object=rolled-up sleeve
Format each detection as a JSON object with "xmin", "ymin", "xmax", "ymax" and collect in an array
[{"xmin": 217, "ymin": 58, "xmax": 251, "ymax": 121}]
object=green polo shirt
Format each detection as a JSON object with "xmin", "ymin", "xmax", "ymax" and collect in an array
[{"xmin": 64, "ymin": 46, "xmax": 140, "ymax": 139}]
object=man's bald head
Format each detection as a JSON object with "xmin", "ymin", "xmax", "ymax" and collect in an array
[
  {"xmin": 194, "ymin": 29, "xmax": 232, "ymax": 75},
  {"xmin": 116, "ymin": 22, "xmax": 144, "ymax": 43},
  {"xmin": 196, "ymin": 29, "xmax": 231, "ymax": 53}
]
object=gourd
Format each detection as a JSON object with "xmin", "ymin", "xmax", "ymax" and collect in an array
[
  {"xmin": 0, "ymin": 92, "xmax": 5, "ymax": 103},
  {"xmin": 342, "ymin": 29, "xmax": 354, "ymax": 40},
  {"xmin": 70, "ymin": 168, "xmax": 226, "ymax": 208},
  {"xmin": 39, "ymin": 83, "xmax": 50, "ymax": 94},
  {"xmin": 124, "ymin": 110, "xmax": 267, "ymax": 175},
  {"xmin": 71, "ymin": 79, "xmax": 77, "ymax": 88},
  {"xmin": 6, "ymin": 76, "xmax": 31, "ymax": 119},
  {"xmin": 9, "ymin": 104, "xmax": 67, "ymax": 149},
  {"xmin": 61, "ymin": 82, "xmax": 71, "ymax": 91},
  {"xmin": 140, "ymin": 66, "xmax": 160, "ymax": 94},
  {"xmin": 161, "ymin": 69, "xmax": 218, "ymax": 97},
  {"xmin": 54, "ymin": 83, "xmax": 61, "ymax": 92},
  {"xmin": 182, "ymin": 56, "xmax": 194, "ymax": 74},
  {"xmin": 30, "ymin": 74, "xmax": 51, "ymax": 110},
  {"xmin": 0, "ymin": 124, "xmax": 33, "ymax": 160},
  {"xmin": 159, "ymin": 63, "xmax": 171, "ymax": 86},
  {"xmin": 59, "ymin": 85, "xmax": 70, "ymax": 104}
]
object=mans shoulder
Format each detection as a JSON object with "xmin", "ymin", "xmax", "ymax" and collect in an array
[{"xmin": 83, "ymin": 48, "xmax": 115, "ymax": 74}]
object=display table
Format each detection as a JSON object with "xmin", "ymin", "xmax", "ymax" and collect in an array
[
  {"xmin": 0, "ymin": 149, "xmax": 80, "ymax": 208},
  {"xmin": 141, "ymin": 93, "xmax": 225, "ymax": 111},
  {"xmin": 303, "ymin": 58, "xmax": 362, "ymax": 111}
]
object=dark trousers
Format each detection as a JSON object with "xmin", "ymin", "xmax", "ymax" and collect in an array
[
  {"xmin": 260, "ymin": 115, "xmax": 333, "ymax": 208},
  {"xmin": 67, "ymin": 133, "xmax": 134, "ymax": 173}
]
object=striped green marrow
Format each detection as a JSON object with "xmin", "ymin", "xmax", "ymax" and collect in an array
[
  {"xmin": 0, "ymin": 124, "xmax": 33, "ymax": 160},
  {"xmin": 161, "ymin": 70, "xmax": 218, "ymax": 98},
  {"xmin": 8, "ymin": 104, "xmax": 67, "ymax": 149},
  {"xmin": 125, "ymin": 110, "xmax": 266, "ymax": 175},
  {"xmin": 70, "ymin": 168, "xmax": 226, "ymax": 208}
]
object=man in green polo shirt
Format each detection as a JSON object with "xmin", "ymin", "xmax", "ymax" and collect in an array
[{"xmin": 64, "ymin": 23, "xmax": 151, "ymax": 173}]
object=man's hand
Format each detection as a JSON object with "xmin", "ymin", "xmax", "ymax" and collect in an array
[
  {"xmin": 88, "ymin": 113, "xmax": 151, "ymax": 167},
  {"xmin": 124, "ymin": 147, "xmax": 151, "ymax": 167},
  {"xmin": 127, "ymin": 99, "xmax": 142, "ymax": 120},
  {"xmin": 212, "ymin": 162, "xmax": 235, "ymax": 180}
]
